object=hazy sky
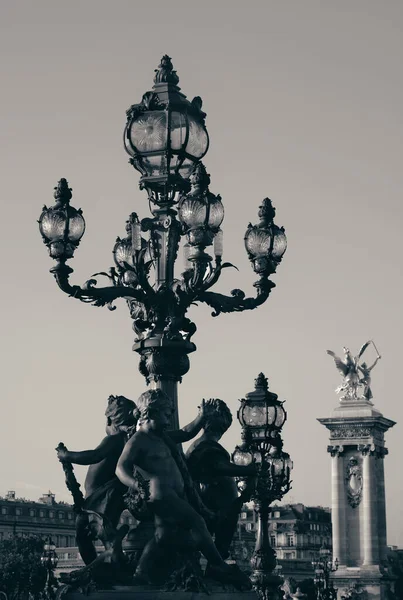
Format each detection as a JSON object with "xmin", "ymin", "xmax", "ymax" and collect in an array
[{"xmin": 1, "ymin": 1, "xmax": 402, "ymax": 545}]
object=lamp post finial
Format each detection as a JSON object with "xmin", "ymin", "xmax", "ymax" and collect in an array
[{"xmin": 154, "ymin": 55, "xmax": 179, "ymax": 86}]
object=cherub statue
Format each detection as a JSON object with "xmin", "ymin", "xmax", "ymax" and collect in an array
[
  {"xmin": 326, "ymin": 341, "xmax": 381, "ymax": 401},
  {"xmin": 115, "ymin": 389, "xmax": 252, "ymax": 590},
  {"xmin": 57, "ymin": 394, "xmax": 137, "ymax": 565},
  {"xmin": 186, "ymin": 399, "xmax": 257, "ymax": 563}
]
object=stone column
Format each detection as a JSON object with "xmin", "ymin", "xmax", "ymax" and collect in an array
[
  {"xmin": 329, "ymin": 445, "xmax": 346, "ymax": 565},
  {"xmin": 376, "ymin": 448, "xmax": 388, "ymax": 563},
  {"xmin": 361, "ymin": 445, "xmax": 379, "ymax": 566}
]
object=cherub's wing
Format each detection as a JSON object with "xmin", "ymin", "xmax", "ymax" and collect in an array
[
  {"xmin": 357, "ymin": 340, "xmax": 371, "ymax": 360},
  {"xmin": 326, "ymin": 350, "xmax": 348, "ymax": 376}
]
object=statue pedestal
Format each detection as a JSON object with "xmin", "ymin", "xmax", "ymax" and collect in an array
[{"xmin": 62, "ymin": 585, "xmax": 259, "ymax": 599}]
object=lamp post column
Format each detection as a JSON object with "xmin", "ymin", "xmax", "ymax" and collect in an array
[
  {"xmin": 133, "ymin": 207, "xmax": 195, "ymax": 431},
  {"xmin": 233, "ymin": 374, "xmax": 292, "ymax": 600},
  {"xmin": 250, "ymin": 502, "xmax": 283, "ymax": 600}
]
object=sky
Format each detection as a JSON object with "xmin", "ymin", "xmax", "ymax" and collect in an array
[{"xmin": 1, "ymin": 1, "xmax": 402, "ymax": 545}]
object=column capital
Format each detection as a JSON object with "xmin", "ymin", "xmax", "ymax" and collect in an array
[
  {"xmin": 327, "ymin": 444, "xmax": 344, "ymax": 457},
  {"xmin": 375, "ymin": 446, "xmax": 388, "ymax": 459},
  {"xmin": 358, "ymin": 443, "xmax": 388, "ymax": 457},
  {"xmin": 358, "ymin": 443, "xmax": 375, "ymax": 456}
]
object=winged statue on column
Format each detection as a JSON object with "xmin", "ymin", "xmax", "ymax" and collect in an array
[{"xmin": 326, "ymin": 340, "xmax": 381, "ymax": 401}]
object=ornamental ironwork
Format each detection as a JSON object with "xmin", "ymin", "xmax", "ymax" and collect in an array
[{"xmin": 38, "ymin": 57, "xmax": 287, "ymax": 410}]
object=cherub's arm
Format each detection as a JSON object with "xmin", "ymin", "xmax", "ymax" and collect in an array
[
  {"xmin": 212, "ymin": 455, "xmax": 257, "ymax": 477},
  {"xmin": 56, "ymin": 435, "xmax": 116, "ymax": 465},
  {"xmin": 115, "ymin": 435, "xmax": 142, "ymax": 489},
  {"xmin": 168, "ymin": 415, "xmax": 204, "ymax": 443},
  {"xmin": 168, "ymin": 399, "xmax": 209, "ymax": 443}
]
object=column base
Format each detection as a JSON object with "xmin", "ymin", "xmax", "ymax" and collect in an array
[{"xmin": 331, "ymin": 566, "xmax": 394, "ymax": 600}]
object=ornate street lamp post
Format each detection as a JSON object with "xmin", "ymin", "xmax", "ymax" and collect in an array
[
  {"xmin": 311, "ymin": 545, "xmax": 338, "ymax": 600},
  {"xmin": 41, "ymin": 537, "xmax": 58, "ymax": 600},
  {"xmin": 38, "ymin": 56, "xmax": 287, "ymax": 429},
  {"xmin": 233, "ymin": 373, "xmax": 293, "ymax": 600}
]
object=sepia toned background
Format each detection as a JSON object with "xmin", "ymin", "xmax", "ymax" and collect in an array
[{"xmin": 1, "ymin": 1, "xmax": 402, "ymax": 544}]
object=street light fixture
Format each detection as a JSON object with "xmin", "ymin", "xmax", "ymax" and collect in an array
[
  {"xmin": 124, "ymin": 55, "xmax": 209, "ymax": 202},
  {"xmin": 233, "ymin": 373, "xmax": 293, "ymax": 600},
  {"xmin": 37, "ymin": 56, "xmax": 287, "ymax": 430},
  {"xmin": 41, "ymin": 537, "xmax": 58, "ymax": 600},
  {"xmin": 38, "ymin": 179, "xmax": 85, "ymax": 261},
  {"xmin": 245, "ymin": 198, "xmax": 287, "ymax": 278},
  {"xmin": 311, "ymin": 544, "xmax": 338, "ymax": 600}
]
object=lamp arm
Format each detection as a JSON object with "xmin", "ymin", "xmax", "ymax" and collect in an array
[
  {"xmin": 50, "ymin": 261, "xmax": 147, "ymax": 310},
  {"xmin": 196, "ymin": 277, "xmax": 276, "ymax": 317},
  {"xmin": 197, "ymin": 258, "xmax": 239, "ymax": 293}
]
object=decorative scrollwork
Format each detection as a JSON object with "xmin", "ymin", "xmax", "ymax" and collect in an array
[
  {"xmin": 197, "ymin": 278, "xmax": 276, "ymax": 317},
  {"xmin": 251, "ymin": 461, "xmax": 292, "ymax": 506},
  {"xmin": 42, "ymin": 158, "xmax": 285, "ymax": 387},
  {"xmin": 125, "ymin": 91, "xmax": 165, "ymax": 122},
  {"xmin": 330, "ymin": 427, "xmax": 371, "ymax": 440}
]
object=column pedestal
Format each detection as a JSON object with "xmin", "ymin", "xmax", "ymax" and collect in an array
[{"xmin": 318, "ymin": 403, "xmax": 396, "ymax": 600}]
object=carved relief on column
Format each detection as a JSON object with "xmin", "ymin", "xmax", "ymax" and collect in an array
[{"xmin": 345, "ymin": 456, "xmax": 363, "ymax": 508}]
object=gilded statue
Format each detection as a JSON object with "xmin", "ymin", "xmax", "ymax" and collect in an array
[{"xmin": 326, "ymin": 340, "xmax": 381, "ymax": 401}]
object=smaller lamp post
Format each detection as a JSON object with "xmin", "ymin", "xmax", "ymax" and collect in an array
[
  {"xmin": 41, "ymin": 537, "xmax": 58, "ymax": 600},
  {"xmin": 311, "ymin": 545, "xmax": 338, "ymax": 600},
  {"xmin": 233, "ymin": 373, "xmax": 293, "ymax": 600}
]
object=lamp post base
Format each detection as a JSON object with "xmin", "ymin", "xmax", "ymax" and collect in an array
[{"xmin": 250, "ymin": 572, "xmax": 284, "ymax": 600}]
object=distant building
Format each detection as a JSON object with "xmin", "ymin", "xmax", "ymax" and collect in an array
[
  {"xmin": 0, "ymin": 490, "xmax": 76, "ymax": 547},
  {"xmin": 0, "ymin": 491, "xmax": 135, "ymax": 573},
  {"xmin": 232, "ymin": 503, "xmax": 332, "ymax": 581}
]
